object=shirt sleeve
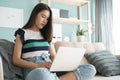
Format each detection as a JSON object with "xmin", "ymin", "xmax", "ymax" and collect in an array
[{"xmin": 14, "ymin": 28, "xmax": 25, "ymax": 42}]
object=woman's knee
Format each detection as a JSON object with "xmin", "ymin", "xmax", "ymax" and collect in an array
[
  {"xmin": 25, "ymin": 68, "xmax": 59, "ymax": 80},
  {"xmin": 74, "ymin": 64, "xmax": 96, "ymax": 80},
  {"xmin": 83, "ymin": 64, "xmax": 96, "ymax": 76},
  {"xmin": 25, "ymin": 68, "xmax": 51, "ymax": 80},
  {"xmin": 79, "ymin": 64, "xmax": 96, "ymax": 76}
]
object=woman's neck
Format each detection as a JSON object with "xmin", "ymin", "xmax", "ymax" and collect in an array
[{"xmin": 29, "ymin": 26, "xmax": 40, "ymax": 32}]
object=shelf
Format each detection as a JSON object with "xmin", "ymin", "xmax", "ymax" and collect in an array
[
  {"xmin": 51, "ymin": 0, "xmax": 89, "ymax": 6},
  {"xmin": 53, "ymin": 18, "xmax": 89, "ymax": 25},
  {"xmin": 40, "ymin": 0, "xmax": 92, "ymax": 42}
]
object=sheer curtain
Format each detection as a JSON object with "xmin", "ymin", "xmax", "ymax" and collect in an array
[
  {"xmin": 95, "ymin": 0, "xmax": 114, "ymax": 53},
  {"xmin": 112, "ymin": 0, "xmax": 120, "ymax": 55}
]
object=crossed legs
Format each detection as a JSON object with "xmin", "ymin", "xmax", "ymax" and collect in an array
[
  {"xmin": 59, "ymin": 64, "xmax": 96, "ymax": 80},
  {"xmin": 25, "ymin": 64, "xmax": 96, "ymax": 80}
]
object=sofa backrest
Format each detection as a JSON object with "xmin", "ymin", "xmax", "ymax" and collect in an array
[
  {"xmin": 0, "ymin": 39, "xmax": 23, "ymax": 79},
  {"xmin": 54, "ymin": 41, "xmax": 106, "ymax": 53},
  {"xmin": 53, "ymin": 41, "xmax": 106, "ymax": 64}
]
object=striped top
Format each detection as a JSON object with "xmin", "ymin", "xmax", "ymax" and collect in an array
[{"xmin": 14, "ymin": 28, "xmax": 50, "ymax": 58}]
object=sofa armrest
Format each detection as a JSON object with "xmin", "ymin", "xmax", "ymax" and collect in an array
[{"xmin": 0, "ymin": 55, "xmax": 4, "ymax": 80}]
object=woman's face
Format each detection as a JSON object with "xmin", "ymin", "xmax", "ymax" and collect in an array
[{"xmin": 35, "ymin": 10, "xmax": 50, "ymax": 29}]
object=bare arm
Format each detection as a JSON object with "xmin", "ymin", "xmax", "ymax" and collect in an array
[
  {"xmin": 49, "ymin": 43, "xmax": 56, "ymax": 61},
  {"xmin": 12, "ymin": 35, "xmax": 51, "ymax": 69}
]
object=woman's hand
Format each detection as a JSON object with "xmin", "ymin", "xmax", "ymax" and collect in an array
[{"xmin": 37, "ymin": 62, "xmax": 52, "ymax": 69}]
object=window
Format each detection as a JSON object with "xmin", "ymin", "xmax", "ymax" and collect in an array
[{"xmin": 112, "ymin": 0, "xmax": 120, "ymax": 55}]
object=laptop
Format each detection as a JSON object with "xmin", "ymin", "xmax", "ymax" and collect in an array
[{"xmin": 50, "ymin": 46, "xmax": 86, "ymax": 72}]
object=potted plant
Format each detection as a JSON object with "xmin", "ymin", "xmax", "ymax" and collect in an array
[{"xmin": 76, "ymin": 28, "xmax": 87, "ymax": 42}]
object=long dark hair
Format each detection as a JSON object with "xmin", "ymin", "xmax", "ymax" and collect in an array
[{"xmin": 22, "ymin": 3, "xmax": 53, "ymax": 43}]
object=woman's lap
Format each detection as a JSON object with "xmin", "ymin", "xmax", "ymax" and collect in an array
[
  {"xmin": 23, "ymin": 54, "xmax": 96, "ymax": 80},
  {"xmin": 25, "ymin": 64, "xmax": 96, "ymax": 80}
]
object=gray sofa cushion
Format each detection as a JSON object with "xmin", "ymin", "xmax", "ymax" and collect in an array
[
  {"xmin": 0, "ymin": 39, "xmax": 23, "ymax": 80},
  {"xmin": 85, "ymin": 50, "xmax": 120, "ymax": 77}
]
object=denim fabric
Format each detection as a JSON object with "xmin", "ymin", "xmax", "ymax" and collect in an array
[
  {"xmin": 74, "ymin": 64, "xmax": 96, "ymax": 80},
  {"xmin": 23, "ymin": 53, "xmax": 96, "ymax": 80},
  {"xmin": 25, "ymin": 68, "xmax": 59, "ymax": 80},
  {"xmin": 23, "ymin": 53, "xmax": 59, "ymax": 80}
]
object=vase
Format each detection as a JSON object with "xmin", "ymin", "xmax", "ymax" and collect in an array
[{"xmin": 77, "ymin": 36, "xmax": 85, "ymax": 42}]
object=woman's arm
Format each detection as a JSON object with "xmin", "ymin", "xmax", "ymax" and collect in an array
[
  {"xmin": 12, "ymin": 34, "xmax": 51, "ymax": 69},
  {"xmin": 49, "ymin": 43, "xmax": 56, "ymax": 61}
]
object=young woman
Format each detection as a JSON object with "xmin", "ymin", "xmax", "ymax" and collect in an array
[{"xmin": 12, "ymin": 3, "xmax": 96, "ymax": 80}]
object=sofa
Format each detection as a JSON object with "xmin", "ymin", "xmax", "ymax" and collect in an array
[
  {"xmin": 0, "ymin": 39, "xmax": 120, "ymax": 80},
  {"xmin": 0, "ymin": 55, "xmax": 4, "ymax": 80},
  {"xmin": 53, "ymin": 41, "xmax": 120, "ymax": 80}
]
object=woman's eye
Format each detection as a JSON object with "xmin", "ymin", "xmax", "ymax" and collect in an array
[
  {"xmin": 41, "ymin": 15, "xmax": 49, "ymax": 21},
  {"xmin": 42, "ymin": 15, "xmax": 46, "ymax": 18}
]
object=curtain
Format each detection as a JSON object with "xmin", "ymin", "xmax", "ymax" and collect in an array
[{"xmin": 95, "ymin": 0, "xmax": 114, "ymax": 53}]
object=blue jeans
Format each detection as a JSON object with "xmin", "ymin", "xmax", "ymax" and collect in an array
[
  {"xmin": 25, "ymin": 68, "xmax": 59, "ymax": 80},
  {"xmin": 23, "ymin": 53, "xmax": 96, "ymax": 80}
]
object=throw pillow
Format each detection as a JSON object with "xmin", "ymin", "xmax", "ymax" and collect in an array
[{"xmin": 85, "ymin": 50, "xmax": 120, "ymax": 76}]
